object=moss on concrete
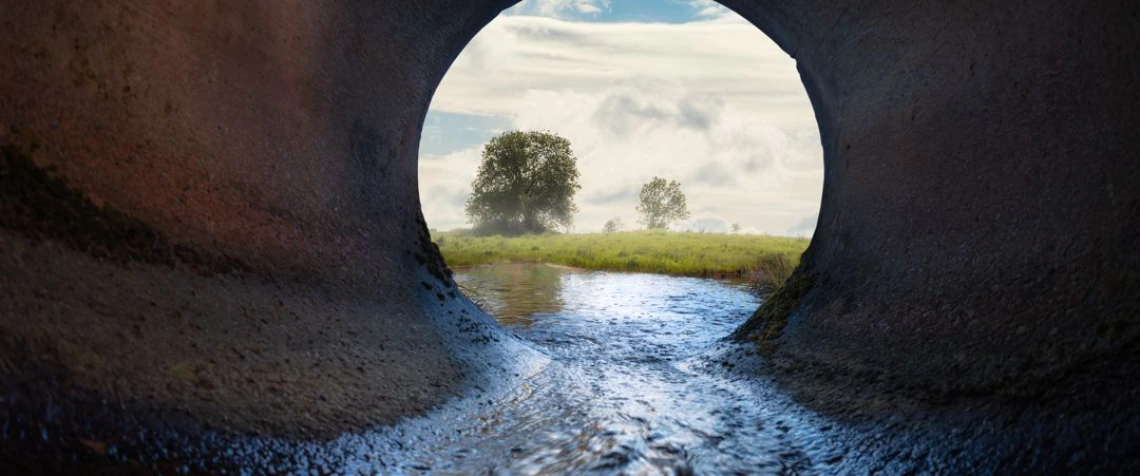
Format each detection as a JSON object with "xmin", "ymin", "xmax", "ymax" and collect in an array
[{"xmin": 732, "ymin": 265, "xmax": 814, "ymax": 351}]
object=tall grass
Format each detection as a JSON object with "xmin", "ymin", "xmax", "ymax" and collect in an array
[
  {"xmin": 433, "ymin": 229, "xmax": 808, "ymax": 286},
  {"xmin": 750, "ymin": 252, "xmax": 797, "ymax": 293}
]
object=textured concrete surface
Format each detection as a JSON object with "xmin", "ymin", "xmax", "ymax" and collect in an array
[
  {"xmin": 0, "ymin": 1, "xmax": 535, "ymax": 468},
  {"xmin": 740, "ymin": 0, "xmax": 1140, "ymax": 392},
  {"xmin": 1, "ymin": 0, "xmax": 1138, "ymax": 472}
]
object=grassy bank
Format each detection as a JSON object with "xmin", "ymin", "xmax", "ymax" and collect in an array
[{"xmin": 433, "ymin": 229, "xmax": 809, "ymax": 283}]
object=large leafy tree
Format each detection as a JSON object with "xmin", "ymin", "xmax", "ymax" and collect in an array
[
  {"xmin": 465, "ymin": 131, "xmax": 581, "ymax": 234},
  {"xmin": 637, "ymin": 176, "xmax": 690, "ymax": 229}
]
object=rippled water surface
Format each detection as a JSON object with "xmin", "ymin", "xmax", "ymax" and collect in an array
[{"xmin": 408, "ymin": 263, "xmax": 839, "ymax": 474}]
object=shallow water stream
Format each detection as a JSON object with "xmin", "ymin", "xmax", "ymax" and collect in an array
[
  {"xmin": 140, "ymin": 262, "xmax": 959, "ymax": 474},
  {"xmin": 408, "ymin": 263, "xmax": 840, "ymax": 474}
]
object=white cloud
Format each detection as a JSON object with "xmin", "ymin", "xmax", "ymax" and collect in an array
[
  {"xmin": 432, "ymin": 15, "xmax": 814, "ymax": 129},
  {"xmin": 508, "ymin": 0, "xmax": 611, "ymax": 18},
  {"xmin": 682, "ymin": 214, "xmax": 731, "ymax": 233},
  {"xmin": 419, "ymin": 147, "xmax": 482, "ymax": 231},
  {"xmin": 785, "ymin": 212, "xmax": 819, "ymax": 237},
  {"xmin": 688, "ymin": 0, "xmax": 728, "ymax": 19},
  {"xmin": 420, "ymin": 13, "xmax": 822, "ymax": 235}
]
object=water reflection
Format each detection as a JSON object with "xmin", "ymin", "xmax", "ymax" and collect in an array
[{"xmin": 453, "ymin": 263, "xmax": 567, "ymax": 326}]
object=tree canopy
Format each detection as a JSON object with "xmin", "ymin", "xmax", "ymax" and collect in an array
[
  {"xmin": 602, "ymin": 217, "xmax": 624, "ymax": 233},
  {"xmin": 465, "ymin": 131, "xmax": 581, "ymax": 235},
  {"xmin": 637, "ymin": 176, "xmax": 690, "ymax": 229}
]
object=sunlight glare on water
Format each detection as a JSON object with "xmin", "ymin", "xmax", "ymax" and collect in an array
[{"xmin": 438, "ymin": 263, "xmax": 835, "ymax": 474}]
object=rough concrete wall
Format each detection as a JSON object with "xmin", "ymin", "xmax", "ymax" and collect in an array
[
  {"xmin": 729, "ymin": 0, "xmax": 1140, "ymax": 397},
  {"xmin": 0, "ymin": 0, "xmax": 477, "ymax": 281},
  {"xmin": 1, "ymin": 0, "xmax": 1138, "ymax": 470},
  {"xmin": 0, "ymin": 0, "xmax": 530, "ymax": 452}
]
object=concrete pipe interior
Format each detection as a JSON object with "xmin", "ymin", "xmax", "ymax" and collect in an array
[{"xmin": 1, "ymin": 0, "xmax": 1138, "ymax": 471}]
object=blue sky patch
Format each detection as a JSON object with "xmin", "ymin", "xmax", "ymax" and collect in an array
[
  {"xmin": 506, "ymin": 0, "xmax": 724, "ymax": 24},
  {"xmin": 420, "ymin": 111, "xmax": 513, "ymax": 157}
]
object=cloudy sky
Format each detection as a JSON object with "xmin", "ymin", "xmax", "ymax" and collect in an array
[{"xmin": 418, "ymin": 0, "xmax": 822, "ymax": 235}]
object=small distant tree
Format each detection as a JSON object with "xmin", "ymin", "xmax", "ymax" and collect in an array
[
  {"xmin": 465, "ymin": 131, "xmax": 581, "ymax": 235},
  {"xmin": 602, "ymin": 217, "xmax": 624, "ymax": 233},
  {"xmin": 636, "ymin": 176, "xmax": 690, "ymax": 229},
  {"xmin": 731, "ymin": 223, "xmax": 741, "ymax": 234}
]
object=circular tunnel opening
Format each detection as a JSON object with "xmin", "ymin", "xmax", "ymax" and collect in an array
[
  {"xmin": 408, "ymin": 7, "xmax": 830, "ymax": 471},
  {"xmin": 418, "ymin": 1, "xmax": 824, "ymax": 325},
  {"xmin": 4, "ymin": 0, "xmax": 1134, "ymax": 471}
]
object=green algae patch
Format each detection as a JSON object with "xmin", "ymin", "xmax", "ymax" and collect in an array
[
  {"xmin": 0, "ymin": 142, "xmax": 247, "ymax": 274},
  {"xmin": 731, "ymin": 265, "xmax": 814, "ymax": 352}
]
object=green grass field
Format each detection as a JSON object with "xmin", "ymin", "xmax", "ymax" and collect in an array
[{"xmin": 433, "ymin": 229, "xmax": 809, "ymax": 284}]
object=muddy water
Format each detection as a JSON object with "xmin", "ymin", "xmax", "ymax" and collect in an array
[{"xmin": 407, "ymin": 263, "xmax": 842, "ymax": 474}]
